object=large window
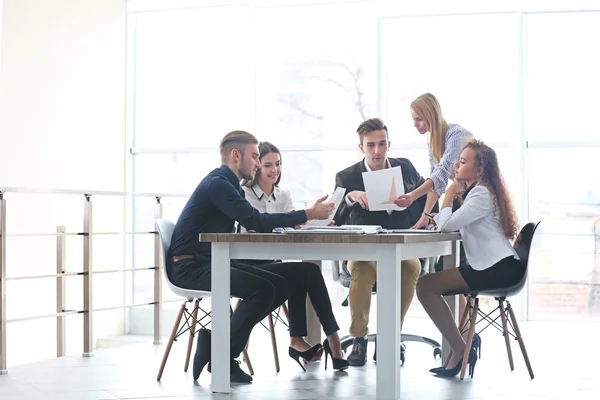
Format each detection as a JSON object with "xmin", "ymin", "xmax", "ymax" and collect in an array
[{"xmin": 128, "ymin": 2, "xmax": 600, "ymax": 320}]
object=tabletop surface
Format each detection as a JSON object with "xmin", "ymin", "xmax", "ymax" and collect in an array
[{"xmin": 199, "ymin": 232, "xmax": 460, "ymax": 244}]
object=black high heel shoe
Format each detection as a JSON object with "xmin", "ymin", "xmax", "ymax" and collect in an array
[
  {"xmin": 431, "ymin": 347, "xmax": 478, "ymax": 378},
  {"xmin": 323, "ymin": 339, "xmax": 350, "ymax": 371},
  {"xmin": 472, "ymin": 333, "xmax": 481, "ymax": 359},
  {"xmin": 288, "ymin": 344, "xmax": 323, "ymax": 372}
]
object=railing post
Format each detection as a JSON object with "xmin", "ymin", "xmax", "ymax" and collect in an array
[
  {"xmin": 82, "ymin": 195, "xmax": 93, "ymax": 357},
  {"xmin": 154, "ymin": 196, "xmax": 163, "ymax": 345},
  {"xmin": 0, "ymin": 192, "xmax": 7, "ymax": 374},
  {"xmin": 56, "ymin": 225, "xmax": 66, "ymax": 357}
]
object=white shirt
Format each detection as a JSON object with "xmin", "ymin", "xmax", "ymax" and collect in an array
[
  {"xmin": 345, "ymin": 159, "xmax": 393, "ymax": 215},
  {"xmin": 434, "ymin": 185, "xmax": 518, "ymax": 271},
  {"xmin": 242, "ymin": 184, "xmax": 295, "ymax": 214}
]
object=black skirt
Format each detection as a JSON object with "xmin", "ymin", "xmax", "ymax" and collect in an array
[{"xmin": 458, "ymin": 256, "xmax": 524, "ymax": 291}]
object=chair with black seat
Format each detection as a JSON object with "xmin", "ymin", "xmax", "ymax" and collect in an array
[
  {"xmin": 333, "ymin": 258, "xmax": 442, "ymax": 364},
  {"xmin": 443, "ymin": 221, "xmax": 540, "ymax": 380}
]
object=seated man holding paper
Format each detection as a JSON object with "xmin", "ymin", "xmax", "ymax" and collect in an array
[{"xmin": 333, "ymin": 117, "xmax": 436, "ymax": 366}]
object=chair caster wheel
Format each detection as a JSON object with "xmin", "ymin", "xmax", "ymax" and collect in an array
[{"xmin": 433, "ymin": 347, "xmax": 442, "ymax": 359}]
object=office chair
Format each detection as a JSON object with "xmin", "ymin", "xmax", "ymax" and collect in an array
[
  {"xmin": 155, "ymin": 219, "xmax": 254, "ymax": 380},
  {"xmin": 332, "ymin": 258, "xmax": 442, "ymax": 364},
  {"xmin": 443, "ymin": 221, "xmax": 540, "ymax": 380}
]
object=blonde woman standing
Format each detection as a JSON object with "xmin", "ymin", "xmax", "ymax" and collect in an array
[
  {"xmin": 395, "ymin": 93, "xmax": 474, "ymax": 230},
  {"xmin": 394, "ymin": 93, "xmax": 477, "ymax": 348}
]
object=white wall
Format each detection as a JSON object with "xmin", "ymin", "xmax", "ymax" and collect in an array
[{"xmin": 0, "ymin": 0, "xmax": 128, "ymax": 366}]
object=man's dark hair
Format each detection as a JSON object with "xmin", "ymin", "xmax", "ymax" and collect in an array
[{"xmin": 356, "ymin": 118, "xmax": 388, "ymax": 144}]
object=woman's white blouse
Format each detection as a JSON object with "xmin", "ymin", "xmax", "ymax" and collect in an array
[
  {"xmin": 242, "ymin": 184, "xmax": 295, "ymax": 214},
  {"xmin": 433, "ymin": 185, "xmax": 519, "ymax": 271}
]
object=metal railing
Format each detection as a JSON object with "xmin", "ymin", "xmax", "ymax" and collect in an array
[{"xmin": 0, "ymin": 187, "xmax": 189, "ymax": 374}]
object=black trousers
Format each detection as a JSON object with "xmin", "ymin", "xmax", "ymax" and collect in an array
[{"xmin": 168, "ymin": 257, "xmax": 339, "ymax": 358}]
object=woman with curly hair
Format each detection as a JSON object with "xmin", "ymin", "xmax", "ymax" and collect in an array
[{"xmin": 416, "ymin": 140, "xmax": 520, "ymax": 378}]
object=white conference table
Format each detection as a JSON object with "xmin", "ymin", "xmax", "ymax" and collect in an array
[{"xmin": 200, "ymin": 231, "xmax": 461, "ymax": 400}]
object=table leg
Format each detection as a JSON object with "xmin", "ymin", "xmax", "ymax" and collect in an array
[
  {"xmin": 441, "ymin": 240, "xmax": 460, "ymax": 364},
  {"xmin": 304, "ymin": 259, "xmax": 322, "ymax": 345},
  {"xmin": 211, "ymin": 243, "xmax": 231, "ymax": 393},
  {"xmin": 376, "ymin": 245, "xmax": 402, "ymax": 400}
]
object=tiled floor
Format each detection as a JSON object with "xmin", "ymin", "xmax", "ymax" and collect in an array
[{"xmin": 2, "ymin": 316, "xmax": 599, "ymax": 400}]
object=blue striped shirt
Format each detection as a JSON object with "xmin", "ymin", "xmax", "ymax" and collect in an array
[{"xmin": 429, "ymin": 124, "xmax": 474, "ymax": 196}]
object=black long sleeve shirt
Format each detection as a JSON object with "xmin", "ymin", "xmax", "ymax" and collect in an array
[{"xmin": 167, "ymin": 165, "xmax": 308, "ymax": 262}]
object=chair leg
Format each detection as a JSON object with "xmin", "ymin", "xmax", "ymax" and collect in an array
[
  {"xmin": 459, "ymin": 297, "xmax": 479, "ymax": 380},
  {"xmin": 156, "ymin": 301, "xmax": 187, "ymax": 381},
  {"xmin": 444, "ymin": 295, "xmax": 471, "ymax": 368},
  {"xmin": 506, "ymin": 301, "xmax": 534, "ymax": 379},
  {"xmin": 184, "ymin": 299, "xmax": 200, "ymax": 372},
  {"xmin": 268, "ymin": 313, "xmax": 280, "ymax": 372},
  {"xmin": 281, "ymin": 302, "xmax": 290, "ymax": 323},
  {"xmin": 498, "ymin": 299, "xmax": 515, "ymax": 371}
]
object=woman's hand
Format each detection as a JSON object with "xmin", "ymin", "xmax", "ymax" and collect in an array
[
  {"xmin": 411, "ymin": 214, "xmax": 431, "ymax": 230},
  {"xmin": 446, "ymin": 181, "xmax": 465, "ymax": 199},
  {"xmin": 394, "ymin": 192, "xmax": 415, "ymax": 208}
]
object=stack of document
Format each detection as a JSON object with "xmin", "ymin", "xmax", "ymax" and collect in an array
[
  {"xmin": 339, "ymin": 225, "xmax": 383, "ymax": 234},
  {"xmin": 272, "ymin": 226, "xmax": 364, "ymax": 234}
]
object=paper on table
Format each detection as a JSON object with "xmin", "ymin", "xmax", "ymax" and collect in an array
[
  {"xmin": 362, "ymin": 166, "xmax": 406, "ymax": 212},
  {"xmin": 305, "ymin": 187, "xmax": 346, "ymax": 226}
]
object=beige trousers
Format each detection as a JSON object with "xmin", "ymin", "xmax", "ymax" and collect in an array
[{"xmin": 347, "ymin": 259, "xmax": 421, "ymax": 338}]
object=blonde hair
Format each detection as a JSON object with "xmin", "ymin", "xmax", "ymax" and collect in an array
[
  {"xmin": 411, "ymin": 93, "xmax": 449, "ymax": 163},
  {"xmin": 219, "ymin": 130, "xmax": 258, "ymax": 164}
]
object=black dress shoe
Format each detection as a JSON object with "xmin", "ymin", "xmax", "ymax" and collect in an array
[
  {"xmin": 192, "ymin": 328, "xmax": 211, "ymax": 381},
  {"xmin": 207, "ymin": 359, "xmax": 253, "ymax": 383},
  {"xmin": 347, "ymin": 337, "xmax": 368, "ymax": 367}
]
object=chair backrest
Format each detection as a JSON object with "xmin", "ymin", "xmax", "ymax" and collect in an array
[
  {"xmin": 155, "ymin": 219, "xmax": 210, "ymax": 300},
  {"xmin": 499, "ymin": 221, "xmax": 540, "ymax": 297},
  {"xmin": 155, "ymin": 219, "xmax": 178, "ymax": 290},
  {"xmin": 513, "ymin": 221, "xmax": 541, "ymax": 270},
  {"xmin": 155, "ymin": 219, "xmax": 176, "ymax": 269}
]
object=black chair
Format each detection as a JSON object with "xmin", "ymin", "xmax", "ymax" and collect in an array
[
  {"xmin": 444, "ymin": 221, "xmax": 540, "ymax": 380},
  {"xmin": 332, "ymin": 258, "xmax": 442, "ymax": 364}
]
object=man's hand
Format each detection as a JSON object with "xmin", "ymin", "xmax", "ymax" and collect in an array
[
  {"xmin": 306, "ymin": 195, "xmax": 336, "ymax": 220},
  {"xmin": 348, "ymin": 190, "xmax": 369, "ymax": 210},
  {"xmin": 394, "ymin": 192, "xmax": 415, "ymax": 208}
]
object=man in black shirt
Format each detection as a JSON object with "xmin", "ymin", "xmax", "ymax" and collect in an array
[{"xmin": 168, "ymin": 130, "xmax": 334, "ymax": 383}]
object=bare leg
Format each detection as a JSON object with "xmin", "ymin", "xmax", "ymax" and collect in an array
[
  {"xmin": 416, "ymin": 268, "xmax": 470, "ymax": 369},
  {"xmin": 326, "ymin": 332, "xmax": 343, "ymax": 359}
]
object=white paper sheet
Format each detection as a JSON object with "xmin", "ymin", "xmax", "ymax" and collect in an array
[
  {"xmin": 305, "ymin": 187, "xmax": 346, "ymax": 226},
  {"xmin": 362, "ymin": 166, "xmax": 406, "ymax": 212}
]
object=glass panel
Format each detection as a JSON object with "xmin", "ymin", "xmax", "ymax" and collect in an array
[
  {"xmin": 133, "ymin": 6, "xmax": 253, "ymax": 148},
  {"xmin": 528, "ymin": 148, "xmax": 600, "ymax": 320},
  {"xmin": 252, "ymin": 2, "xmax": 377, "ymax": 147},
  {"xmin": 380, "ymin": 14, "xmax": 520, "ymax": 145},
  {"xmin": 525, "ymin": 12, "xmax": 600, "ymax": 143}
]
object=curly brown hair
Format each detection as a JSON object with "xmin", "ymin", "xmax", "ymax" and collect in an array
[{"xmin": 464, "ymin": 140, "xmax": 519, "ymax": 240}]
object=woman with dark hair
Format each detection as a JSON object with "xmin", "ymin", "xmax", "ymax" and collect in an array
[
  {"xmin": 241, "ymin": 142, "xmax": 294, "ymax": 214},
  {"xmin": 240, "ymin": 142, "xmax": 349, "ymax": 372},
  {"xmin": 416, "ymin": 140, "xmax": 520, "ymax": 378}
]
